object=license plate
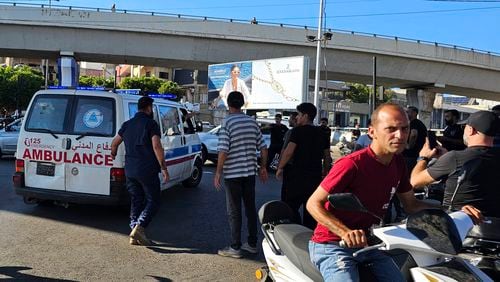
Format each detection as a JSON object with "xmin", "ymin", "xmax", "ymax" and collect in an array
[{"xmin": 36, "ymin": 162, "xmax": 55, "ymax": 177}]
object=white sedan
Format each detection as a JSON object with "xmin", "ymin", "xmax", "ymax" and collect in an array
[
  {"xmin": 198, "ymin": 125, "xmax": 272, "ymax": 165},
  {"xmin": 0, "ymin": 118, "xmax": 22, "ymax": 157}
]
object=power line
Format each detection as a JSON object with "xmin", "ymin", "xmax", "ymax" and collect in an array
[
  {"xmin": 101, "ymin": 0, "xmax": 379, "ymax": 11},
  {"xmin": 259, "ymin": 5, "xmax": 500, "ymax": 20},
  {"xmin": 426, "ymin": 0, "xmax": 500, "ymax": 2}
]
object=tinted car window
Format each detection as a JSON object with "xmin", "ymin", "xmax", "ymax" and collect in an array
[{"xmin": 25, "ymin": 96, "xmax": 70, "ymax": 132}]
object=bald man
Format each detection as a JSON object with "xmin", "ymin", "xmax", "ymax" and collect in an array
[{"xmin": 306, "ymin": 103, "xmax": 482, "ymax": 281}]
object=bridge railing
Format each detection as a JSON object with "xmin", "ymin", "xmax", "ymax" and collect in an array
[{"xmin": 1, "ymin": 1, "xmax": 499, "ymax": 57}]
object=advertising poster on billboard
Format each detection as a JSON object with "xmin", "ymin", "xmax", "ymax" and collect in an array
[{"xmin": 208, "ymin": 56, "xmax": 309, "ymax": 110}]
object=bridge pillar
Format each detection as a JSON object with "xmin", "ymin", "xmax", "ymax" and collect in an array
[
  {"xmin": 406, "ymin": 89, "xmax": 436, "ymax": 128},
  {"xmin": 57, "ymin": 52, "xmax": 79, "ymax": 87}
]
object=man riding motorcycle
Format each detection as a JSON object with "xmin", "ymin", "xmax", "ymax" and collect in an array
[{"xmin": 306, "ymin": 104, "xmax": 482, "ymax": 281}]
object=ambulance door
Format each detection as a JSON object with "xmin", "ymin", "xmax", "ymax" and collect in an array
[
  {"xmin": 180, "ymin": 108, "xmax": 200, "ymax": 179},
  {"xmin": 158, "ymin": 105, "xmax": 185, "ymax": 186},
  {"xmin": 21, "ymin": 95, "xmax": 72, "ymax": 191},
  {"xmin": 65, "ymin": 96, "xmax": 116, "ymax": 195}
]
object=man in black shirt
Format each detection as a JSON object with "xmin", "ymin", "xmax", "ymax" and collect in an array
[
  {"xmin": 438, "ymin": 109, "xmax": 466, "ymax": 151},
  {"xmin": 492, "ymin": 105, "xmax": 500, "ymax": 148},
  {"xmin": 319, "ymin": 117, "xmax": 332, "ymax": 146},
  {"xmin": 411, "ymin": 111, "xmax": 500, "ymax": 217},
  {"xmin": 267, "ymin": 114, "xmax": 288, "ymax": 169},
  {"xmin": 403, "ymin": 106, "xmax": 428, "ymax": 171},
  {"xmin": 276, "ymin": 103, "xmax": 331, "ymax": 229},
  {"xmin": 111, "ymin": 96, "xmax": 169, "ymax": 246}
]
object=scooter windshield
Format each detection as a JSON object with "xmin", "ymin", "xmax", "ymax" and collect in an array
[{"xmin": 406, "ymin": 209, "xmax": 463, "ymax": 255}]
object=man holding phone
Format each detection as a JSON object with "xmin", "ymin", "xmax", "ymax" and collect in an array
[{"xmin": 411, "ymin": 111, "xmax": 500, "ymax": 216}]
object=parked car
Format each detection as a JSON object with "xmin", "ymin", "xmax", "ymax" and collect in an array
[
  {"xmin": 201, "ymin": 121, "xmax": 215, "ymax": 132},
  {"xmin": 198, "ymin": 120, "xmax": 290, "ymax": 165},
  {"xmin": 0, "ymin": 118, "xmax": 22, "ymax": 157}
]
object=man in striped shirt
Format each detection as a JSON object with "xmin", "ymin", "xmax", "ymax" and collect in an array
[{"xmin": 214, "ymin": 91, "xmax": 268, "ymax": 258}]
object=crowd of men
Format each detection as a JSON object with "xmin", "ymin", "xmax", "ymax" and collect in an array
[{"xmin": 114, "ymin": 92, "xmax": 498, "ymax": 281}]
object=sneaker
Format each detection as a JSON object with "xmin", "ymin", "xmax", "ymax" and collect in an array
[
  {"xmin": 217, "ymin": 246, "xmax": 242, "ymax": 258},
  {"xmin": 129, "ymin": 237, "xmax": 139, "ymax": 245},
  {"xmin": 130, "ymin": 225, "xmax": 152, "ymax": 246},
  {"xmin": 241, "ymin": 242, "xmax": 258, "ymax": 254}
]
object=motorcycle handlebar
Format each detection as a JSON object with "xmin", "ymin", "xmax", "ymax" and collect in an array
[{"xmin": 338, "ymin": 240, "xmax": 386, "ymax": 257}]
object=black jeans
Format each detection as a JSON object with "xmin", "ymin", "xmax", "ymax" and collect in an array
[
  {"xmin": 126, "ymin": 175, "xmax": 161, "ymax": 229},
  {"xmin": 224, "ymin": 176, "xmax": 258, "ymax": 249},
  {"xmin": 282, "ymin": 166, "xmax": 321, "ymax": 230}
]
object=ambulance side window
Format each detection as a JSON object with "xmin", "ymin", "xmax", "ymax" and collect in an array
[
  {"xmin": 158, "ymin": 105, "xmax": 181, "ymax": 136},
  {"xmin": 180, "ymin": 108, "xmax": 195, "ymax": 134},
  {"xmin": 128, "ymin": 103, "xmax": 138, "ymax": 117},
  {"xmin": 153, "ymin": 105, "xmax": 161, "ymax": 126},
  {"xmin": 129, "ymin": 103, "xmax": 160, "ymax": 127}
]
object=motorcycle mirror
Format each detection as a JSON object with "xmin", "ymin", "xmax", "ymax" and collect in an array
[{"xmin": 327, "ymin": 193, "xmax": 368, "ymax": 213}]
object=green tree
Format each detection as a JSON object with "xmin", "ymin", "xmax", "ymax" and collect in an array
[
  {"xmin": 79, "ymin": 75, "xmax": 114, "ymax": 88},
  {"xmin": 0, "ymin": 66, "xmax": 44, "ymax": 111},
  {"xmin": 346, "ymin": 83, "xmax": 370, "ymax": 103},
  {"xmin": 158, "ymin": 80, "xmax": 185, "ymax": 101},
  {"xmin": 345, "ymin": 83, "xmax": 394, "ymax": 104},
  {"xmin": 119, "ymin": 76, "xmax": 163, "ymax": 93}
]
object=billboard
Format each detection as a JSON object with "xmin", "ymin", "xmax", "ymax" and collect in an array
[{"xmin": 208, "ymin": 56, "xmax": 309, "ymax": 110}]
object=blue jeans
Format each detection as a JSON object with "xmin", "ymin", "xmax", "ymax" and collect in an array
[
  {"xmin": 126, "ymin": 175, "xmax": 161, "ymax": 229},
  {"xmin": 309, "ymin": 241, "xmax": 405, "ymax": 282}
]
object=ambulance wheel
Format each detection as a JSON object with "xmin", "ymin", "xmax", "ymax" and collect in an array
[{"xmin": 183, "ymin": 158, "xmax": 202, "ymax": 188}]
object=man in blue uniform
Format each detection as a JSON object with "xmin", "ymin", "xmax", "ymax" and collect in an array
[{"xmin": 111, "ymin": 96, "xmax": 169, "ymax": 246}]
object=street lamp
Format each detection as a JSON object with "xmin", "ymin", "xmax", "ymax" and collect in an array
[
  {"xmin": 309, "ymin": 0, "xmax": 331, "ymax": 123},
  {"xmin": 307, "ymin": 30, "xmax": 333, "ymax": 122}
]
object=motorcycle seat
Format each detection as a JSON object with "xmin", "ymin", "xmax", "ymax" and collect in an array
[
  {"xmin": 274, "ymin": 224, "xmax": 323, "ymax": 282},
  {"xmin": 467, "ymin": 217, "xmax": 500, "ymax": 242}
]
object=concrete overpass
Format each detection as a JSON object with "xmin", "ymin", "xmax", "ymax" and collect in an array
[{"xmin": 1, "ymin": 4, "xmax": 500, "ymax": 101}]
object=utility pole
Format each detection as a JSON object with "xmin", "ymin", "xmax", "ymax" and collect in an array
[
  {"xmin": 313, "ymin": 0, "xmax": 325, "ymax": 123},
  {"xmin": 370, "ymin": 56, "xmax": 377, "ymax": 115}
]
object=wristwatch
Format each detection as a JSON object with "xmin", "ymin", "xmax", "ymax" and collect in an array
[{"xmin": 417, "ymin": 156, "xmax": 431, "ymax": 162}]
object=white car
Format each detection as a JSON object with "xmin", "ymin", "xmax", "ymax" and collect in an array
[
  {"xmin": 0, "ymin": 118, "xmax": 22, "ymax": 157},
  {"xmin": 198, "ymin": 122, "xmax": 290, "ymax": 164}
]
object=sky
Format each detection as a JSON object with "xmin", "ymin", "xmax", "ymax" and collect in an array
[{"xmin": 5, "ymin": 0, "xmax": 500, "ymax": 52}]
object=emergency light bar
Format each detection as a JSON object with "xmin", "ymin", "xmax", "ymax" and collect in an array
[
  {"xmin": 115, "ymin": 89, "xmax": 141, "ymax": 95},
  {"xmin": 48, "ymin": 86, "xmax": 106, "ymax": 91},
  {"xmin": 115, "ymin": 89, "xmax": 177, "ymax": 100},
  {"xmin": 149, "ymin": 93, "xmax": 177, "ymax": 99}
]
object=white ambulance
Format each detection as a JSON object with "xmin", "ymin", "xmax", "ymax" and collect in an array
[{"xmin": 13, "ymin": 88, "xmax": 203, "ymax": 205}]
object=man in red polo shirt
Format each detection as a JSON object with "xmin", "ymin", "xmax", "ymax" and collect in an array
[{"xmin": 306, "ymin": 103, "xmax": 482, "ymax": 281}]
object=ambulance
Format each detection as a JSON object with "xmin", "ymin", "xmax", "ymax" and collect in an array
[{"xmin": 13, "ymin": 88, "xmax": 204, "ymax": 205}]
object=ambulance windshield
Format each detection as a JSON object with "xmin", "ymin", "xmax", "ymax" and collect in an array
[{"xmin": 25, "ymin": 94, "xmax": 116, "ymax": 137}]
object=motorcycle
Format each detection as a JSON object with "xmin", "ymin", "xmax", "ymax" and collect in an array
[
  {"xmin": 416, "ymin": 161, "xmax": 500, "ymax": 280},
  {"xmin": 256, "ymin": 193, "xmax": 493, "ymax": 281},
  {"xmin": 335, "ymin": 137, "xmax": 353, "ymax": 156},
  {"xmin": 459, "ymin": 217, "xmax": 500, "ymax": 280}
]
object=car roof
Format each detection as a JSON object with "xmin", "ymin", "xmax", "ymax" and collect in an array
[{"xmin": 33, "ymin": 89, "xmax": 185, "ymax": 107}]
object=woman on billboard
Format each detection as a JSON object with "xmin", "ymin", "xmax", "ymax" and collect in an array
[{"xmin": 213, "ymin": 65, "xmax": 250, "ymax": 109}]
